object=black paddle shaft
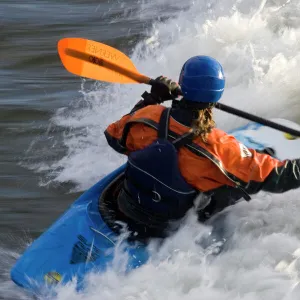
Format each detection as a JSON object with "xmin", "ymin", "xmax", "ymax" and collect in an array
[
  {"xmin": 149, "ymin": 80, "xmax": 300, "ymax": 137},
  {"xmin": 215, "ymin": 102, "xmax": 300, "ymax": 137}
]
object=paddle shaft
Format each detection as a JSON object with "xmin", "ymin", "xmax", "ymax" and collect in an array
[
  {"xmin": 172, "ymin": 85, "xmax": 300, "ymax": 137},
  {"xmin": 58, "ymin": 38, "xmax": 300, "ymax": 137},
  {"xmin": 172, "ymin": 86, "xmax": 300, "ymax": 138},
  {"xmin": 215, "ymin": 102, "xmax": 300, "ymax": 137}
]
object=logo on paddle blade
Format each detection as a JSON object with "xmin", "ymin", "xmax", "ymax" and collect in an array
[
  {"xmin": 70, "ymin": 235, "xmax": 101, "ymax": 265},
  {"xmin": 89, "ymin": 55, "xmax": 104, "ymax": 66}
]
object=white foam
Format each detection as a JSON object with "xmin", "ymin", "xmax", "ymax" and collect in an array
[
  {"xmin": 54, "ymin": 193, "xmax": 300, "ymax": 300},
  {"xmin": 42, "ymin": 0, "xmax": 300, "ymax": 298},
  {"xmin": 44, "ymin": 0, "xmax": 300, "ymax": 190}
]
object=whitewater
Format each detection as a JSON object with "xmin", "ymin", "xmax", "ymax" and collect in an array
[{"xmin": 5, "ymin": 0, "xmax": 300, "ymax": 299}]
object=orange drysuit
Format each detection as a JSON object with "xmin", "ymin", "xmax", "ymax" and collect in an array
[{"xmin": 105, "ymin": 103, "xmax": 300, "ymax": 219}]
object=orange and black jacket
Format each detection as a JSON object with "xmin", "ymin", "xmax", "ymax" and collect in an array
[{"xmin": 105, "ymin": 100, "xmax": 300, "ymax": 218}]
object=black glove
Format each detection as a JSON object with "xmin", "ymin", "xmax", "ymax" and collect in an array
[{"xmin": 150, "ymin": 76, "xmax": 181, "ymax": 103}]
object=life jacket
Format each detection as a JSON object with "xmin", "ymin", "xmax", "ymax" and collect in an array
[{"xmin": 118, "ymin": 108, "xmax": 198, "ymax": 228}]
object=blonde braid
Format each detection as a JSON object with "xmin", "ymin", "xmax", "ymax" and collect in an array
[{"xmin": 192, "ymin": 106, "xmax": 215, "ymax": 143}]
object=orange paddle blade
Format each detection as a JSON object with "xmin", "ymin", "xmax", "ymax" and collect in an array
[{"xmin": 57, "ymin": 38, "xmax": 151, "ymax": 84}]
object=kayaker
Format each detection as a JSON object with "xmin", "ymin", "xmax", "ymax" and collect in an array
[{"xmin": 104, "ymin": 55, "xmax": 300, "ymax": 238}]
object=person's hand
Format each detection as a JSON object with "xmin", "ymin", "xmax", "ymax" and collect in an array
[{"xmin": 150, "ymin": 76, "xmax": 180, "ymax": 103}]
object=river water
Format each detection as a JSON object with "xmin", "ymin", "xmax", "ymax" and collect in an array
[{"xmin": 2, "ymin": 0, "xmax": 300, "ymax": 299}]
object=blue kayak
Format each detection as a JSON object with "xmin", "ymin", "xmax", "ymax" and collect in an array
[
  {"xmin": 11, "ymin": 119, "xmax": 300, "ymax": 294},
  {"xmin": 11, "ymin": 164, "xmax": 150, "ymax": 294}
]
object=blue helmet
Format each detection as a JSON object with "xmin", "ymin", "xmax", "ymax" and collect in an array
[{"xmin": 178, "ymin": 56, "xmax": 225, "ymax": 103}]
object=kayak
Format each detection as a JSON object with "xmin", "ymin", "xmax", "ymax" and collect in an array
[{"xmin": 11, "ymin": 118, "xmax": 300, "ymax": 294}]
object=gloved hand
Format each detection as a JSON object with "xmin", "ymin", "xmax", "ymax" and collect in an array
[{"xmin": 150, "ymin": 76, "xmax": 181, "ymax": 103}]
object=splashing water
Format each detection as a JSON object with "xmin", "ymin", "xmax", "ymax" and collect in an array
[
  {"xmin": 41, "ymin": 0, "xmax": 300, "ymax": 190},
  {"xmin": 24, "ymin": 0, "xmax": 300, "ymax": 299}
]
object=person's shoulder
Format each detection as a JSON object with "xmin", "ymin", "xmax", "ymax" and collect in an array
[
  {"xmin": 210, "ymin": 127, "xmax": 231, "ymax": 138},
  {"xmin": 131, "ymin": 104, "xmax": 165, "ymax": 120},
  {"xmin": 207, "ymin": 128, "xmax": 240, "ymax": 146}
]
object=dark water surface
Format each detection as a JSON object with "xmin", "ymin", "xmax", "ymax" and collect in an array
[
  {"xmin": 0, "ymin": 1, "xmax": 165, "ymax": 298},
  {"xmin": 5, "ymin": 1, "xmax": 300, "ymax": 299}
]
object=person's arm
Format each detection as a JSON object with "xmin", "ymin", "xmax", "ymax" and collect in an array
[
  {"xmin": 104, "ymin": 93, "xmax": 159, "ymax": 154},
  {"xmin": 247, "ymin": 157, "xmax": 300, "ymax": 194},
  {"xmin": 129, "ymin": 92, "xmax": 159, "ymax": 113},
  {"xmin": 104, "ymin": 76, "xmax": 180, "ymax": 153},
  {"xmin": 222, "ymin": 138, "xmax": 300, "ymax": 194},
  {"xmin": 104, "ymin": 114, "xmax": 132, "ymax": 154},
  {"xmin": 131, "ymin": 76, "xmax": 180, "ymax": 113},
  {"xmin": 104, "ymin": 93, "xmax": 157, "ymax": 154}
]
